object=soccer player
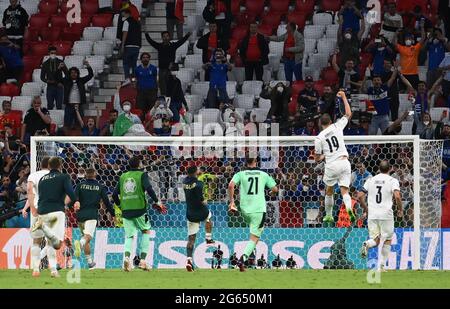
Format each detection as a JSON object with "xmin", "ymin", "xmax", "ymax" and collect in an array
[
  {"xmin": 314, "ymin": 90, "xmax": 354, "ymax": 223},
  {"xmin": 26, "ymin": 156, "xmax": 50, "ymax": 277},
  {"xmin": 31, "ymin": 157, "xmax": 80, "ymax": 278},
  {"xmin": 73, "ymin": 167, "xmax": 115, "ymax": 269},
  {"xmin": 228, "ymin": 157, "xmax": 278, "ymax": 272},
  {"xmin": 358, "ymin": 161, "xmax": 403, "ymax": 271},
  {"xmin": 112, "ymin": 156, "xmax": 167, "ymax": 271},
  {"xmin": 183, "ymin": 166, "xmax": 215, "ymax": 272}
]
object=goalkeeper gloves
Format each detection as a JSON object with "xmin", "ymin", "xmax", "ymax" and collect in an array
[{"xmin": 152, "ymin": 203, "xmax": 167, "ymax": 214}]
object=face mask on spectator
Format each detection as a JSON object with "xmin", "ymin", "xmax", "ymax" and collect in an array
[
  {"xmin": 229, "ymin": 116, "xmax": 235, "ymax": 123},
  {"xmin": 277, "ymin": 86, "xmax": 284, "ymax": 93},
  {"xmin": 405, "ymin": 39, "xmax": 412, "ymax": 46},
  {"xmin": 423, "ymin": 121, "xmax": 430, "ymax": 126},
  {"xmin": 433, "ymin": 39, "xmax": 439, "ymax": 45},
  {"xmin": 50, "ymin": 54, "xmax": 56, "ymax": 60},
  {"xmin": 123, "ymin": 104, "xmax": 131, "ymax": 112},
  {"xmin": 378, "ymin": 46, "xmax": 385, "ymax": 51},
  {"xmin": 344, "ymin": 33, "xmax": 351, "ymax": 40}
]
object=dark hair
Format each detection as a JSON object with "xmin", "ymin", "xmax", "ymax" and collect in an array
[
  {"xmin": 161, "ymin": 31, "xmax": 170, "ymax": 37},
  {"xmin": 246, "ymin": 157, "xmax": 257, "ymax": 165},
  {"xmin": 110, "ymin": 109, "xmax": 118, "ymax": 114},
  {"xmin": 48, "ymin": 157, "xmax": 62, "ymax": 170},
  {"xmin": 86, "ymin": 167, "xmax": 96, "ymax": 178},
  {"xmin": 140, "ymin": 52, "xmax": 151, "ymax": 60},
  {"xmin": 169, "ymin": 62, "xmax": 179, "ymax": 71},
  {"xmin": 41, "ymin": 156, "xmax": 50, "ymax": 169},
  {"xmin": 129, "ymin": 156, "xmax": 140, "ymax": 169},
  {"xmin": 288, "ymin": 22, "xmax": 297, "ymax": 31},
  {"xmin": 3, "ymin": 122, "xmax": 12, "ymax": 128},
  {"xmin": 48, "ymin": 46, "xmax": 57, "ymax": 53},
  {"xmin": 320, "ymin": 113, "xmax": 332, "ymax": 126},
  {"xmin": 418, "ymin": 80, "xmax": 426, "ymax": 86},
  {"xmin": 187, "ymin": 165, "xmax": 197, "ymax": 176},
  {"xmin": 69, "ymin": 66, "xmax": 80, "ymax": 78},
  {"xmin": 2, "ymin": 100, "xmax": 10, "ymax": 107},
  {"xmin": 379, "ymin": 160, "xmax": 390, "ymax": 173}
]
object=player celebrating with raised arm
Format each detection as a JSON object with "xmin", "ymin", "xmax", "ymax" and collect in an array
[
  {"xmin": 183, "ymin": 166, "xmax": 215, "ymax": 272},
  {"xmin": 26, "ymin": 156, "xmax": 50, "ymax": 277},
  {"xmin": 314, "ymin": 90, "xmax": 354, "ymax": 223},
  {"xmin": 358, "ymin": 161, "xmax": 403, "ymax": 271},
  {"xmin": 112, "ymin": 156, "xmax": 167, "ymax": 272},
  {"xmin": 73, "ymin": 167, "xmax": 115, "ymax": 270},
  {"xmin": 31, "ymin": 157, "xmax": 80, "ymax": 278},
  {"xmin": 228, "ymin": 157, "xmax": 278, "ymax": 272}
]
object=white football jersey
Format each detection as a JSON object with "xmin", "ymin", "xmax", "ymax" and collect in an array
[
  {"xmin": 314, "ymin": 117, "xmax": 349, "ymax": 164},
  {"xmin": 27, "ymin": 169, "xmax": 50, "ymax": 208},
  {"xmin": 363, "ymin": 173, "xmax": 400, "ymax": 220}
]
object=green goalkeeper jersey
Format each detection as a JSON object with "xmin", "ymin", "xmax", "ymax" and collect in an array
[{"xmin": 231, "ymin": 168, "xmax": 276, "ymax": 213}]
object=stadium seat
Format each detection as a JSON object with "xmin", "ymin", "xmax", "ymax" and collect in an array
[
  {"xmin": 23, "ymin": 55, "xmax": 42, "ymax": 72},
  {"xmin": 258, "ymin": 24, "xmax": 274, "ymax": 36},
  {"xmin": 39, "ymin": 27, "xmax": 61, "ymax": 42},
  {"xmin": 61, "ymin": 25, "xmax": 84, "ymax": 42},
  {"xmin": 304, "ymin": 39, "xmax": 317, "ymax": 54},
  {"xmin": 93, "ymin": 41, "xmax": 114, "ymax": 56},
  {"xmin": 262, "ymin": 11, "xmax": 282, "ymax": 31},
  {"xmin": 50, "ymin": 14, "xmax": 69, "ymax": 28},
  {"xmin": 231, "ymin": 0, "xmax": 241, "ymax": 15},
  {"xmin": 430, "ymin": 108, "xmax": 450, "ymax": 122},
  {"xmin": 20, "ymin": 1, "xmax": 39, "ymax": 15},
  {"xmin": 198, "ymin": 109, "xmax": 221, "ymax": 126},
  {"xmin": 32, "ymin": 69, "xmax": 43, "ymax": 85},
  {"xmin": 291, "ymin": 80, "xmax": 305, "ymax": 96},
  {"xmin": 103, "ymin": 27, "xmax": 117, "ymax": 41},
  {"xmin": 113, "ymin": 13, "xmax": 119, "ymax": 27},
  {"xmin": 288, "ymin": 97, "xmax": 297, "ymax": 115},
  {"xmin": 85, "ymin": 55, "xmax": 106, "ymax": 74},
  {"xmin": 24, "ymin": 28, "xmax": 39, "ymax": 42},
  {"xmin": 185, "ymin": 95, "xmax": 203, "ymax": 113},
  {"xmin": 313, "ymin": 13, "xmax": 333, "ymax": 25},
  {"xmin": 73, "ymin": 40, "xmax": 94, "ymax": 56},
  {"xmin": 287, "ymin": 11, "xmax": 307, "ymax": 31},
  {"xmin": 242, "ymin": 80, "xmax": 263, "ymax": 96},
  {"xmin": 313, "ymin": 80, "xmax": 325, "ymax": 96},
  {"xmin": 308, "ymin": 53, "xmax": 330, "ymax": 71},
  {"xmin": 11, "ymin": 96, "xmax": 33, "ymax": 113},
  {"xmin": 83, "ymin": 27, "xmax": 104, "ymax": 41},
  {"xmin": 399, "ymin": 121, "xmax": 413, "ymax": 135},
  {"xmin": 38, "ymin": 1, "xmax": 58, "ymax": 15},
  {"xmin": 81, "ymin": 0, "xmax": 100, "ymax": 15},
  {"xmin": 250, "ymin": 108, "xmax": 268, "ymax": 122},
  {"xmin": 203, "ymin": 122, "xmax": 225, "ymax": 136},
  {"xmin": 226, "ymin": 81, "xmax": 237, "ymax": 99},
  {"xmin": 295, "ymin": 0, "xmax": 315, "ymax": 16},
  {"xmin": 31, "ymin": 41, "xmax": 50, "ymax": 57},
  {"xmin": 269, "ymin": 41, "xmax": 284, "ymax": 57},
  {"xmin": 259, "ymin": 97, "xmax": 272, "ymax": 110},
  {"xmin": 29, "ymin": 14, "xmax": 50, "ymax": 29},
  {"xmin": 174, "ymin": 40, "xmax": 189, "ymax": 62},
  {"xmin": 235, "ymin": 94, "xmax": 255, "ymax": 110},
  {"xmin": 270, "ymin": 0, "xmax": 290, "ymax": 12},
  {"xmin": 245, "ymin": 0, "xmax": 265, "ymax": 17},
  {"xmin": 325, "ymin": 24, "xmax": 339, "ymax": 38},
  {"xmin": 0, "ymin": 96, "xmax": 11, "ymax": 104},
  {"xmin": 79, "ymin": 69, "xmax": 95, "ymax": 87},
  {"xmin": 317, "ymin": 38, "xmax": 336, "ymax": 56},
  {"xmin": 184, "ymin": 54, "xmax": 203, "ymax": 71},
  {"xmin": 276, "ymin": 24, "xmax": 287, "ymax": 36},
  {"xmin": 303, "ymin": 25, "xmax": 325, "ymax": 39},
  {"xmin": 175, "ymin": 68, "xmax": 195, "ymax": 85},
  {"xmin": 49, "ymin": 110, "xmax": 65, "ymax": 127},
  {"xmin": 21, "ymin": 82, "xmax": 42, "ymax": 97},
  {"xmin": 53, "ymin": 41, "xmax": 73, "ymax": 57},
  {"xmin": 231, "ymin": 25, "xmax": 249, "ymax": 43},
  {"xmin": 91, "ymin": 14, "xmax": 113, "ymax": 28},
  {"xmin": 322, "ymin": 0, "xmax": 343, "ymax": 11},
  {"xmin": 321, "ymin": 66, "xmax": 339, "ymax": 85},
  {"xmin": 190, "ymin": 82, "xmax": 210, "ymax": 98},
  {"xmin": 0, "ymin": 83, "xmax": 20, "ymax": 97},
  {"xmin": 64, "ymin": 55, "xmax": 85, "ymax": 69}
]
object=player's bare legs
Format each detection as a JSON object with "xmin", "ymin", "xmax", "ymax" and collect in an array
[
  {"xmin": 360, "ymin": 236, "xmax": 380, "ymax": 258},
  {"xmin": 323, "ymin": 186, "xmax": 335, "ymax": 223},
  {"xmin": 239, "ymin": 234, "xmax": 260, "ymax": 272},
  {"xmin": 205, "ymin": 219, "xmax": 214, "ymax": 244},
  {"xmin": 360, "ymin": 236, "xmax": 391, "ymax": 271},
  {"xmin": 75, "ymin": 234, "xmax": 95, "ymax": 269},
  {"xmin": 186, "ymin": 234, "xmax": 196, "ymax": 272},
  {"xmin": 340, "ymin": 186, "xmax": 355, "ymax": 222},
  {"xmin": 31, "ymin": 238, "xmax": 43, "ymax": 277},
  {"xmin": 138, "ymin": 230, "xmax": 151, "ymax": 271}
]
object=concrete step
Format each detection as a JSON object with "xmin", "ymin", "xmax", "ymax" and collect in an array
[
  {"xmin": 98, "ymin": 88, "xmax": 117, "ymax": 96},
  {"xmin": 145, "ymin": 17, "xmax": 166, "ymax": 25},
  {"xmin": 107, "ymin": 73, "xmax": 125, "ymax": 81},
  {"xmin": 103, "ymin": 81, "xmax": 122, "ymax": 88},
  {"xmin": 93, "ymin": 95, "xmax": 113, "ymax": 103},
  {"xmin": 116, "ymin": 59, "xmax": 158, "ymax": 67},
  {"xmin": 142, "ymin": 32, "xmax": 163, "ymax": 40},
  {"xmin": 83, "ymin": 102, "xmax": 107, "ymax": 110},
  {"xmin": 144, "ymin": 24, "xmax": 168, "ymax": 32}
]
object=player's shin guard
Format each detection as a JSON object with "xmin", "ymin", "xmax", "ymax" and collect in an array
[
  {"xmin": 365, "ymin": 239, "xmax": 377, "ymax": 248},
  {"xmin": 31, "ymin": 244, "xmax": 41, "ymax": 272},
  {"xmin": 124, "ymin": 236, "xmax": 133, "ymax": 257},
  {"xmin": 324, "ymin": 195, "xmax": 334, "ymax": 217},
  {"xmin": 379, "ymin": 243, "xmax": 391, "ymax": 270},
  {"xmin": 47, "ymin": 246, "xmax": 57, "ymax": 271},
  {"xmin": 139, "ymin": 233, "xmax": 150, "ymax": 260},
  {"xmin": 342, "ymin": 194, "xmax": 352, "ymax": 211},
  {"xmin": 243, "ymin": 240, "xmax": 257, "ymax": 262},
  {"xmin": 80, "ymin": 237, "xmax": 87, "ymax": 249}
]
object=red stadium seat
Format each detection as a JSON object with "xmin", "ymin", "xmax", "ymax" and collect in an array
[
  {"xmin": 21, "ymin": 70, "xmax": 33, "ymax": 84},
  {"xmin": 360, "ymin": 52, "xmax": 373, "ymax": 70},
  {"xmin": 23, "ymin": 28, "xmax": 39, "ymax": 42},
  {"xmin": 53, "ymin": 41, "xmax": 73, "ymax": 56},
  {"xmin": 321, "ymin": 0, "xmax": 342, "ymax": 11},
  {"xmin": 295, "ymin": 0, "xmax": 315, "ymax": 16},
  {"xmin": 291, "ymin": 80, "xmax": 305, "ymax": 96},
  {"xmin": 0, "ymin": 83, "xmax": 20, "ymax": 97},
  {"xmin": 232, "ymin": 54, "xmax": 243, "ymax": 67},
  {"xmin": 76, "ymin": 15, "xmax": 92, "ymax": 28},
  {"xmin": 113, "ymin": 0, "xmax": 122, "ymax": 11},
  {"xmin": 397, "ymin": 0, "xmax": 427, "ymax": 13},
  {"xmin": 231, "ymin": 0, "xmax": 241, "ymax": 15},
  {"xmin": 31, "ymin": 41, "xmax": 50, "ymax": 57},
  {"xmin": 245, "ymin": 0, "xmax": 265, "ymax": 16},
  {"xmin": 262, "ymin": 11, "xmax": 282, "ymax": 30},
  {"xmin": 60, "ymin": 0, "xmax": 71, "ymax": 14},
  {"xmin": 91, "ymin": 14, "xmax": 113, "ymax": 27},
  {"xmin": 38, "ymin": 1, "xmax": 59, "ymax": 15},
  {"xmin": 288, "ymin": 11, "xmax": 307, "ymax": 31},
  {"xmin": 231, "ymin": 25, "xmax": 248, "ymax": 43},
  {"xmin": 81, "ymin": 0, "xmax": 100, "ymax": 15},
  {"xmin": 29, "ymin": 14, "xmax": 50, "ymax": 28},
  {"xmin": 321, "ymin": 66, "xmax": 339, "ymax": 85},
  {"xmin": 61, "ymin": 24, "xmax": 84, "ymax": 41},
  {"xmin": 23, "ymin": 55, "xmax": 43, "ymax": 71},
  {"xmin": 258, "ymin": 24, "xmax": 273, "ymax": 36},
  {"xmin": 235, "ymin": 12, "xmax": 257, "ymax": 26},
  {"xmin": 228, "ymin": 39, "xmax": 238, "ymax": 57},
  {"xmin": 314, "ymin": 80, "xmax": 325, "ymax": 96},
  {"xmin": 50, "ymin": 14, "xmax": 69, "ymax": 28},
  {"xmin": 369, "ymin": 23, "xmax": 381, "ymax": 39},
  {"xmin": 270, "ymin": 0, "xmax": 290, "ymax": 12},
  {"xmin": 39, "ymin": 27, "xmax": 61, "ymax": 42},
  {"xmin": 288, "ymin": 98, "xmax": 298, "ymax": 115}
]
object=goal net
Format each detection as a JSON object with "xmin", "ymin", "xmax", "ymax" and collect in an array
[{"xmin": 31, "ymin": 136, "xmax": 444, "ymax": 270}]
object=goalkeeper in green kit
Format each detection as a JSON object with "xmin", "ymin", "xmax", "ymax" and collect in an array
[
  {"xmin": 112, "ymin": 156, "xmax": 167, "ymax": 271},
  {"xmin": 228, "ymin": 157, "xmax": 278, "ymax": 272}
]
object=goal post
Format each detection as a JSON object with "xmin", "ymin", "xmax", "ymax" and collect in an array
[{"xmin": 30, "ymin": 135, "xmax": 444, "ymax": 270}]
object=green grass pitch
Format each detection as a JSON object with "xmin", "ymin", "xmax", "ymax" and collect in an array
[{"xmin": 0, "ymin": 269, "xmax": 449, "ymax": 288}]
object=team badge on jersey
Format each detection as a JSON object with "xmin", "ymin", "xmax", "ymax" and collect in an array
[{"xmin": 124, "ymin": 178, "xmax": 137, "ymax": 194}]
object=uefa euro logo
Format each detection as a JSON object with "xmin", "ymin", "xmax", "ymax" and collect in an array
[
  {"xmin": 365, "ymin": 0, "xmax": 381, "ymax": 24},
  {"xmin": 66, "ymin": 0, "xmax": 82, "ymax": 24}
]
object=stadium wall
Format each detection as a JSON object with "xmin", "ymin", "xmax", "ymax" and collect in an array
[{"xmin": 1, "ymin": 228, "xmax": 448, "ymax": 270}]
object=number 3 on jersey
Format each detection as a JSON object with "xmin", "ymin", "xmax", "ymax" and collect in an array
[
  {"xmin": 326, "ymin": 136, "xmax": 340, "ymax": 153},
  {"xmin": 376, "ymin": 186, "xmax": 382, "ymax": 204}
]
